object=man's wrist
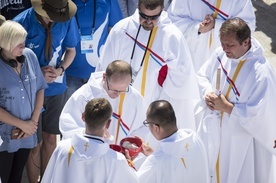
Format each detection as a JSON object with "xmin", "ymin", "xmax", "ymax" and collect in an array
[{"xmin": 57, "ymin": 65, "xmax": 65, "ymax": 76}]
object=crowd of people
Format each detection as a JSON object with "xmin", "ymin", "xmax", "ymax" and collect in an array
[{"xmin": 0, "ymin": 0, "xmax": 276, "ymax": 183}]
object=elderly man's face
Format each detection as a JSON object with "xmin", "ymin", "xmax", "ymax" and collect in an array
[
  {"xmin": 220, "ymin": 33, "xmax": 250, "ymax": 59},
  {"xmin": 138, "ymin": 4, "xmax": 162, "ymax": 31}
]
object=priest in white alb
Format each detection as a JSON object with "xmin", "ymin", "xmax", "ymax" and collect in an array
[
  {"xmin": 42, "ymin": 98, "xmax": 138, "ymax": 183},
  {"xmin": 197, "ymin": 18, "xmax": 276, "ymax": 183},
  {"xmin": 131, "ymin": 100, "xmax": 209, "ymax": 183},
  {"xmin": 167, "ymin": 0, "xmax": 255, "ymax": 72},
  {"xmin": 59, "ymin": 60, "xmax": 148, "ymax": 145},
  {"xmin": 96, "ymin": 0, "xmax": 200, "ymax": 131}
]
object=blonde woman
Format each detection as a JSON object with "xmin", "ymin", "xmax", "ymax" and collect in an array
[{"xmin": 0, "ymin": 21, "xmax": 47, "ymax": 183}]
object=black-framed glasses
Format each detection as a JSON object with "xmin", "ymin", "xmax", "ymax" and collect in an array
[
  {"xmin": 139, "ymin": 11, "xmax": 162, "ymax": 21},
  {"xmin": 106, "ymin": 78, "xmax": 130, "ymax": 93},
  {"xmin": 143, "ymin": 120, "xmax": 159, "ymax": 127}
]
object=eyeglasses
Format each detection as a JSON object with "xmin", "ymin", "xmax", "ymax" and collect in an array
[
  {"xmin": 139, "ymin": 11, "xmax": 162, "ymax": 21},
  {"xmin": 106, "ymin": 78, "xmax": 130, "ymax": 93},
  {"xmin": 143, "ymin": 120, "xmax": 159, "ymax": 127}
]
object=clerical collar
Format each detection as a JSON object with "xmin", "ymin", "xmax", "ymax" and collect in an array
[
  {"xmin": 160, "ymin": 129, "xmax": 178, "ymax": 142},
  {"xmin": 231, "ymin": 45, "xmax": 252, "ymax": 63},
  {"xmin": 84, "ymin": 134, "xmax": 104, "ymax": 143}
]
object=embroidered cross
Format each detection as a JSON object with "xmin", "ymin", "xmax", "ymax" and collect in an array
[
  {"xmin": 274, "ymin": 140, "xmax": 276, "ymax": 148},
  {"xmin": 84, "ymin": 142, "xmax": 89, "ymax": 151},
  {"xmin": 185, "ymin": 143, "xmax": 189, "ymax": 151}
]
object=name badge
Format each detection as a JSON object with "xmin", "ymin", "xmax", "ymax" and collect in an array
[{"xmin": 81, "ymin": 35, "xmax": 93, "ymax": 54}]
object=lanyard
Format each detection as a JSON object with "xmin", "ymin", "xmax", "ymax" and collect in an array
[
  {"xmin": 75, "ymin": 0, "xmax": 96, "ymax": 35},
  {"xmin": 130, "ymin": 24, "xmax": 142, "ymax": 60},
  {"xmin": 130, "ymin": 25, "xmax": 155, "ymax": 86}
]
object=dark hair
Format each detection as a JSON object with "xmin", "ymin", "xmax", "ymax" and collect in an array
[
  {"xmin": 105, "ymin": 60, "xmax": 132, "ymax": 79},
  {"xmin": 84, "ymin": 98, "xmax": 112, "ymax": 130},
  {"xmin": 147, "ymin": 100, "xmax": 176, "ymax": 127},
  {"xmin": 138, "ymin": 0, "xmax": 164, "ymax": 10},
  {"xmin": 219, "ymin": 17, "xmax": 251, "ymax": 45}
]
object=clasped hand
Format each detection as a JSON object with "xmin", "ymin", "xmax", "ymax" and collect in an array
[
  {"xmin": 41, "ymin": 66, "xmax": 61, "ymax": 83},
  {"xmin": 16, "ymin": 119, "xmax": 38, "ymax": 139},
  {"xmin": 205, "ymin": 91, "xmax": 233, "ymax": 114},
  {"xmin": 199, "ymin": 14, "xmax": 215, "ymax": 33}
]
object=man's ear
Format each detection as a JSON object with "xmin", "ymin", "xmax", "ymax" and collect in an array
[
  {"xmin": 243, "ymin": 38, "xmax": 250, "ymax": 47},
  {"xmin": 153, "ymin": 124, "xmax": 160, "ymax": 134},
  {"xmin": 105, "ymin": 119, "xmax": 111, "ymax": 129},
  {"xmin": 82, "ymin": 112, "xmax": 85, "ymax": 123},
  {"xmin": 103, "ymin": 73, "xmax": 106, "ymax": 80}
]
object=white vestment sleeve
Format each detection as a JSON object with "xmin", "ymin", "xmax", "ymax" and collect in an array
[
  {"xmin": 137, "ymin": 155, "xmax": 161, "ymax": 183},
  {"xmin": 197, "ymin": 49, "xmax": 222, "ymax": 97},
  {"xmin": 167, "ymin": 0, "xmax": 200, "ymax": 37},
  {"xmin": 230, "ymin": 68, "xmax": 276, "ymax": 155},
  {"xmin": 159, "ymin": 29, "xmax": 200, "ymax": 130},
  {"xmin": 106, "ymin": 159, "xmax": 138, "ymax": 182},
  {"xmin": 41, "ymin": 144, "xmax": 63, "ymax": 183},
  {"xmin": 59, "ymin": 94, "xmax": 87, "ymax": 139}
]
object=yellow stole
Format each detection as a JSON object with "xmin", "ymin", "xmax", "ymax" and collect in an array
[
  {"xmin": 209, "ymin": 0, "xmax": 222, "ymax": 48},
  {"xmin": 115, "ymin": 93, "xmax": 126, "ymax": 144},
  {"xmin": 140, "ymin": 26, "xmax": 158, "ymax": 96},
  {"xmin": 216, "ymin": 59, "xmax": 246, "ymax": 183}
]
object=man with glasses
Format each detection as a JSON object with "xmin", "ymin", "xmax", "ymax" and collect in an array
[
  {"xmin": 59, "ymin": 60, "xmax": 148, "ymax": 147},
  {"xmin": 97, "ymin": 0, "xmax": 200, "ymax": 132},
  {"xmin": 131, "ymin": 100, "xmax": 209, "ymax": 182},
  {"xmin": 117, "ymin": 0, "xmax": 172, "ymax": 18}
]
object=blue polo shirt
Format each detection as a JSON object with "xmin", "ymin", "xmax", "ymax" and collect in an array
[
  {"xmin": 65, "ymin": 0, "xmax": 123, "ymax": 79},
  {"xmin": 14, "ymin": 8, "xmax": 80, "ymax": 96}
]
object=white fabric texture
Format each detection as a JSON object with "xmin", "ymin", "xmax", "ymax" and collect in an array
[
  {"xmin": 41, "ymin": 133, "xmax": 138, "ymax": 183},
  {"xmin": 167, "ymin": 0, "xmax": 256, "ymax": 72},
  {"xmin": 197, "ymin": 39, "xmax": 276, "ymax": 183},
  {"xmin": 96, "ymin": 10, "xmax": 200, "ymax": 131},
  {"xmin": 59, "ymin": 71, "xmax": 148, "ymax": 144},
  {"xmin": 137, "ymin": 129, "xmax": 209, "ymax": 183}
]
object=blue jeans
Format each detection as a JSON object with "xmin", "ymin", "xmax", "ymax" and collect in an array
[{"xmin": 65, "ymin": 75, "xmax": 89, "ymax": 102}]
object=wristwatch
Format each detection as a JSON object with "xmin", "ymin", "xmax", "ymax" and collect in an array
[{"xmin": 58, "ymin": 65, "xmax": 65, "ymax": 76}]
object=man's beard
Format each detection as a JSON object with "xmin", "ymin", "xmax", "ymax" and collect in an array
[{"xmin": 142, "ymin": 22, "xmax": 154, "ymax": 31}]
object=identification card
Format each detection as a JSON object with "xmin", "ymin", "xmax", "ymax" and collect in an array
[{"xmin": 81, "ymin": 35, "xmax": 94, "ymax": 54}]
